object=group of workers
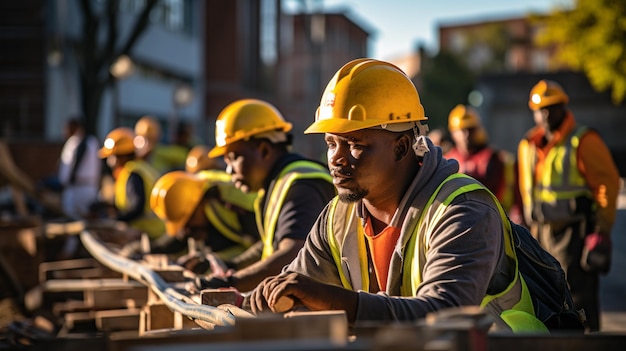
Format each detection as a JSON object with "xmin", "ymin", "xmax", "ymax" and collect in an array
[{"xmin": 54, "ymin": 58, "xmax": 619, "ymax": 334}]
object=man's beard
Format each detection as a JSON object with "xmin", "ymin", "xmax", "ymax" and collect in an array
[{"xmin": 338, "ymin": 188, "xmax": 368, "ymax": 203}]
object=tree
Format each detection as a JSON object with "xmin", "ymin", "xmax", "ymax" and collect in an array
[
  {"xmin": 76, "ymin": 0, "xmax": 158, "ymax": 135},
  {"xmin": 534, "ymin": 0, "xmax": 626, "ymax": 104},
  {"xmin": 419, "ymin": 51, "xmax": 475, "ymax": 130}
]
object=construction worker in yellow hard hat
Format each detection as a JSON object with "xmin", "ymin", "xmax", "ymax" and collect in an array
[
  {"xmin": 445, "ymin": 104, "xmax": 523, "ymax": 224},
  {"xmin": 519, "ymin": 79, "xmax": 620, "ymax": 332},
  {"xmin": 134, "ymin": 116, "xmax": 189, "ymax": 174},
  {"xmin": 194, "ymin": 98, "xmax": 335, "ymax": 292},
  {"xmin": 146, "ymin": 171, "xmax": 259, "ymax": 273},
  {"xmin": 97, "ymin": 127, "xmax": 165, "ymax": 240},
  {"xmin": 248, "ymin": 58, "xmax": 565, "ymax": 334}
]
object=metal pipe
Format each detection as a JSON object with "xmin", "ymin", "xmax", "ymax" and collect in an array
[{"xmin": 79, "ymin": 230, "xmax": 236, "ymax": 326}]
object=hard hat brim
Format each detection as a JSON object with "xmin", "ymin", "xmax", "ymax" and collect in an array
[
  {"xmin": 98, "ymin": 147, "xmax": 111, "ymax": 159},
  {"xmin": 208, "ymin": 145, "xmax": 226, "ymax": 158},
  {"xmin": 305, "ymin": 118, "xmax": 422, "ymax": 134},
  {"xmin": 165, "ymin": 220, "xmax": 183, "ymax": 237}
]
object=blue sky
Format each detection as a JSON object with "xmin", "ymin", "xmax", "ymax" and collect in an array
[{"xmin": 283, "ymin": 0, "xmax": 572, "ymax": 60}]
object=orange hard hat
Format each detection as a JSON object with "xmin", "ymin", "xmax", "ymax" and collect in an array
[
  {"xmin": 528, "ymin": 80, "xmax": 569, "ymax": 110},
  {"xmin": 98, "ymin": 127, "xmax": 136, "ymax": 158}
]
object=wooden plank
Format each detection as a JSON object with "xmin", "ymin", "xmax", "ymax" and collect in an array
[
  {"xmin": 86, "ymin": 285, "xmax": 148, "ymax": 310},
  {"xmin": 201, "ymin": 288, "xmax": 242, "ymax": 307},
  {"xmin": 95, "ymin": 309, "xmax": 141, "ymax": 332},
  {"xmin": 43, "ymin": 278, "xmax": 143, "ymax": 292},
  {"xmin": 488, "ymin": 334, "xmax": 626, "ymax": 351},
  {"xmin": 233, "ymin": 310, "xmax": 348, "ymax": 345}
]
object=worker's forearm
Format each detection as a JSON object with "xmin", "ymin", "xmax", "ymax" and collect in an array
[
  {"xmin": 230, "ymin": 242, "xmax": 303, "ymax": 292},
  {"xmin": 227, "ymin": 241, "xmax": 263, "ymax": 270}
]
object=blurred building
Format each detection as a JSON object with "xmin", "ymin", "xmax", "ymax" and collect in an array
[
  {"xmin": 0, "ymin": 0, "xmax": 371, "ymax": 166},
  {"xmin": 276, "ymin": 10, "xmax": 371, "ymax": 158},
  {"xmin": 439, "ymin": 15, "xmax": 559, "ymax": 73}
]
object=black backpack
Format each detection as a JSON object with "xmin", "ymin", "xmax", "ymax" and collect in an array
[{"xmin": 511, "ymin": 221, "xmax": 585, "ymax": 332}]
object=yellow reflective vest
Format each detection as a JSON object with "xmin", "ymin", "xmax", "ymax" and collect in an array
[
  {"xmin": 254, "ymin": 160, "xmax": 333, "ymax": 260},
  {"xmin": 115, "ymin": 160, "xmax": 165, "ymax": 239},
  {"xmin": 518, "ymin": 127, "xmax": 592, "ymax": 223},
  {"xmin": 326, "ymin": 173, "xmax": 548, "ymax": 333},
  {"xmin": 196, "ymin": 169, "xmax": 259, "ymax": 259}
]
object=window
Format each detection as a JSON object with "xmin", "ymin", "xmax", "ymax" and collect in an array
[{"xmin": 261, "ymin": 0, "xmax": 278, "ymax": 65}]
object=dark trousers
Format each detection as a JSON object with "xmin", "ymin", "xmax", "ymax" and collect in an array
[{"xmin": 531, "ymin": 220, "xmax": 600, "ymax": 332}]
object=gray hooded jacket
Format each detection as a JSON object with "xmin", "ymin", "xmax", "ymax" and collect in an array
[{"xmin": 285, "ymin": 136, "xmax": 513, "ymax": 324}]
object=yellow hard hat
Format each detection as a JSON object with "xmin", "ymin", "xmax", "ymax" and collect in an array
[
  {"xmin": 98, "ymin": 127, "xmax": 136, "ymax": 158},
  {"xmin": 304, "ymin": 58, "xmax": 427, "ymax": 134},
  {"xmin": 134, "ymin": 116, "xmax": 161, "ymax": 157},
  {"xmin": 208, "ymin": 99, "xmax": 292, "ymax": 158},
  {"xmin": 528, "ymin": 80, "xmax": 569, "ymax": 110},
  {"xmin": 150, "ymin": 171, "xmax": 209, "ymax": 236},
  {"xmin": 448, "ymin": 104, "xmax": 482, "ymax": 131},
  {"xmin": 134, "ymin": 115, "xmax": 161, "ymax": 142},
  {"xmin": 186, "ymin": 145, "xmax": 218, "ymax": 173}
]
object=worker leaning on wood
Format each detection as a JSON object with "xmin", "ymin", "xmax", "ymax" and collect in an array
[
  {"xmin": 198, "ymin": 99, "xmax": 336, "ymax": 292},
  {"xmin": 249, "ymin": 58, "xmax": 554, "ymax": 333}
]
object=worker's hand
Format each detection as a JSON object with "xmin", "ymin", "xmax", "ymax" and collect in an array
[
  {"xmin": 249, "ymin": 272, "xmax": 358, "ymax": 317},
  {"xmin": 581, "ymin": 232, "xmax": 612, "ymax": 274},
  {"xmin": 176, "ymin": 252, "xmax": 210, "ymax": 274}
]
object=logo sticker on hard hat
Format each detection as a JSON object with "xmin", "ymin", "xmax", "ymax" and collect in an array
[
  {"xmin": 324, "ymin": 92, "xmax": 336, "ymax": 107},
  {"xmin": 215, "ymin": 120, "xmax": 227, "ymax": 147},
  {"xmin": 319, "ymin": 92, "xmax": 336, "ymax": 120}
]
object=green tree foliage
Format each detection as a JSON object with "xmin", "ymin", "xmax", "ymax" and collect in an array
[
  {"xmin": 419, "ymin": 52, "xmax": 475, "ymax": 130},
  {"xmin": 458, "ymin": 22, "xmax": 510, "ymax": 73},
  {"xmin": 534, "ymin": 0, "xmax": 626, "ymax": 104}
]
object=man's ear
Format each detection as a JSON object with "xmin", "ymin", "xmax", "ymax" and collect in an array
[
  {"xmin": 258, "ymin": 139, "xmax": 273, "ymax": 160},
  {"xmin": 395, "ymin": 134, "xmax": 411, "ymax": 161}
]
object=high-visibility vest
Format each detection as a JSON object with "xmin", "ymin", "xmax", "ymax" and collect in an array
[
  {"xmin": 518, "ymin": 127, "xmax": 592, "ymax": 222},
  {"xmin": 115, "ymin": 160, "xmax": 165, "ymax": 239},
  {"xmin": 254, "ymin": 160, "xmax": 333, "ymax": 260},
  {"xmin": 500, "ymin": 150, "xmax": 516, "ymax": 212},
  {"xmin": 326, "ymin": 173, "xmax": 548, "ymax": 333},
  {"xmin": 196, "ymin": 170, "xmax": 258, "ymax": 257}
]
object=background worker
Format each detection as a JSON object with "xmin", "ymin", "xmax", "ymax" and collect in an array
[
  {"xmin": 445, "ymin": 105, "xmax": 523, "ymax": 224},
  {"xmin": 200, "ymin": 98, "xmax": 336, "ymax": 292},
  {"xmin": 56, "ymin": 117, "xmax": 102, "ymax": 259},
  {"xmin": 250, "ymin": 58, "xmax": 549, "ymax": 333},
  {"xmin": 147, "ymin": 170, "xmax": 259, "ymax": 273},
  {"xmin": 58, "ymin": 117, "xmax": 102, "ymax": 220},
  {"xmin": 134, "ymin": 116, "xmax": 189, "ymax": 174},
  {"xmin": 185, "ymin": 144, "xmax": 223, "ymax": 173},
  {"xmin": 518, "ymin": 79, "xmax": 621, "ymax": 332},
  {"xmin": 96, "ymin": 127, "xmax": 165, "ymax": 241}
]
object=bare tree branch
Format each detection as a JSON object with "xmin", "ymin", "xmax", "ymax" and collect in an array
[{"xmin": 119, "ymin": 0, "xmax": 159, "ymax": 56}]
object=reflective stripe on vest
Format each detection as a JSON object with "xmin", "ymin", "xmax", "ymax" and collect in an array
[
  {"xmin": 537, "ymin": 127, "xmax": 589, "ymax": 202},
  {"xmin": 327, "ymin": 173, "xmax": 545, "ymax": 333},
  {"xmin": 115, "ymin": 160, "xmax": 164, "ymax": 239},
  {"xmin": 197, "ymin": 170, "xmax": 258, "ymax": 249},
  {"xmin": 255, "ymin": 160, "xmax": 332, "ymax": 260},
  {"xmin": 519, "ymin": 127, "xmax": 591, "ymax": 220},
  {"xmin": 500, "ymin": 151, "xmax": 516, "ymax": 212},
  {"xmin": 204, "ymin": 198, "xmax": 255, "ymax": 248}
]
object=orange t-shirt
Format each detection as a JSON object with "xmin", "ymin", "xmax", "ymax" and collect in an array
[{"xmin": 363, "ymin": 217, "xmax": 401, "ymax": 291}]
